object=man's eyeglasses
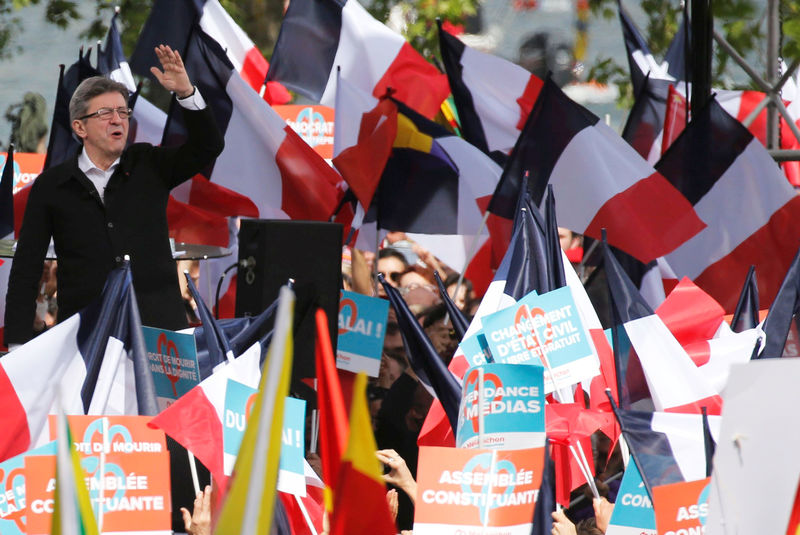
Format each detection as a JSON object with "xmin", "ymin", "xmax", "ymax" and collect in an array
[{"xmin": 79, "ymin": 107, "xmax": 132, "ymax": 121}]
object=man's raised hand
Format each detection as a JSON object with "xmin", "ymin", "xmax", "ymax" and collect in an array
[{"xmin": 150, "ymin": 44, "xmax": 194, "ymax": 98}]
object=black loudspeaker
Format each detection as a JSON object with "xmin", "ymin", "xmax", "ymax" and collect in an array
[{"xmin": 236, "ymin": 219, "xmax": 342, "ymax": 387}]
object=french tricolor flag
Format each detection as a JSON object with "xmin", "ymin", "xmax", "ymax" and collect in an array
[
  {"xmin": 618, "ymin": 0, "xmax": 686, "ymax": 96},
  {"xmin": 490, "ymin": 77, "xmax": 706, "ymax": 265},
  {"xmin": 149, "ymin": 342, "xmax": 262, "ymax": 489},
  {"xmin": 604, "ymin": 238, "xmax": 723, "ymax": 415},
  {"xmin": 657, "ymin": 98, "xmax": 800, "ymax": 312},
  {"xmin": 0, "ymin": 263, "xmax": 157, "ymax": 462},
  {"xmin": 131, "ymin": 0, "xmax": 290, "ymax": 104},
  {"xmin": 614, "ymin": 409, "xmax": 720, "ymax": 496},
  {"xmin": 168, "ymin": 26, "xmax": 343, "ymax": 222},
  {"xmin": 655, "ymin": 277, "xmax": 761, "ymax": 393},
  {"xmin": 266, "ymin": 0, "xmax": 449, "ymax": 119},
  {"xmin": 438, "ymin": 23, "xmax": 542, "ymax": 158},
  {"xmin": 418, "ymin": 196, "xmax": 608, "ymax": 446}
]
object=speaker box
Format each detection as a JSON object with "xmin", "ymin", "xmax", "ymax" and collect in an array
[{"xmin": 236, "ymin": 219, "xmax": 342, "ymax": 389}]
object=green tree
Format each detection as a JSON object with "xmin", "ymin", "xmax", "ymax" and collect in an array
[
  {"xmin": 78, "ymin": 0, "xmax": 285, "ymax": 61},
  {"xmin": 367, "ymin": 0, "xmax": 480, "ymax": 60},
  {"xmin": 587, "ymin": 0, "xmax": 800, "ymax": 107},
  {"xmin": 0, "ymin": 0, "xmax": 81, "ymax": 59}
]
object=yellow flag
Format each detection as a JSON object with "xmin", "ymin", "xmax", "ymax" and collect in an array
[
  {"xmin": 51, "ymin": 410, "xmax": 100, "ymax": 535},
  {"xmin": 214, "ymin": 286, "xmax": 295, "ymax": 535}
]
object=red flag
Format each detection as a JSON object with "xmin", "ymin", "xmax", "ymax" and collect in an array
[
  {"xmin": 315, "ymin": 309, "xmax": 349, "ymax": 513},
  {"xmin": 661, "ymin": 84, "xmax": 687, "ymax": 155},
  {"xmin": 330, "ymin": 372, "xmax": 396, "ymax": 535}
]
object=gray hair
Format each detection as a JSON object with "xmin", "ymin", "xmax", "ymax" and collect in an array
[{"xmin": 69, "ymin": 76, "xmax": 129, "ymax": 122}]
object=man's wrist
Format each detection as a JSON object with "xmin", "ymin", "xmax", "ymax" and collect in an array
[{"xmin": 176, "ymin": 86, "xmax": 196, "ymax": 100}]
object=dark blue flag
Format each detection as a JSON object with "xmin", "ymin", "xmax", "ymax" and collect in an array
[
  {"xmin": 434, "ymin": 270, "xmax": 469, "ymax": 341},
  {"xmin": 731, "ymin": 265, "xmax": 760, "ymax": 333},
  {"xmin": 0, "ymin": 144, "xmax": 14, "ymax": 238},
  {"xmin": 755, "ymin": 245, "xmax": 800, "ymax": 358},
  {"xmin": 44, "ymin": 48, "xmax": 101, "ymax": 170},
  {"xmin": 380, "ymin": 274, "xmax": 462, "ymax": 434}
]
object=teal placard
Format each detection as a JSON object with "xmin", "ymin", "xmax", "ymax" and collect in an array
[
  {"xmin": 606, "ymin": 459, "xmax": 656, "ymax": 535},
  {"xmin": 143, "ymin": 326, "xmax": 200, "ymax": 410},
  {"xmin": 337, "ymin": 290, "xmax": 390, "ymax": 377},
  {"xmin": 221, "ymin": 380, "xmax": 307, "ymax": 495},
  {"xmin": 459, "ymin": 331, "xmax": 493, "ymax": 367},
  {"xmin": 456, "ymin": 363, "xmax": 545, "ymax": 450},
  {"xmin": 481, "ymin": 287, "xmax": 597, "ymax": 392}
]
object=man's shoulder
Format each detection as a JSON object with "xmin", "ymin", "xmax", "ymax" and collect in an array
[
  {"xmin": 31, "ymin": 157, "xmax": 78, "ymax": 188},
  {"xmin": 124, "ymin": 142, "xmax": 157, "ymax": 156}
]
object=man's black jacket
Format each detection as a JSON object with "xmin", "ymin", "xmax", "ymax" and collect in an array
[{"xmin": 5, "ymin": 106, "xmax": 224, "ymax": 345}]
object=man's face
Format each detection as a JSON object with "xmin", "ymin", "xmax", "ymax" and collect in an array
[
  {"xmin": 558, "ymin": 227, "xmax": 578, "ymax": 251},
  {"xmin": 72, "ymin": 92, "xmax": 129, "ymax": 163}
]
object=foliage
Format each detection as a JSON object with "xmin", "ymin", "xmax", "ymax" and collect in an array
[
  {"xmin": 367, "ymin": 0, "xmax": 479, "ymax": 60},
  {"xmin": 783, "ymin": 0, "xmax": 800, "ymax": 59},
  {"xmin": 0, "ymin": 0, "xmax": 81, "ymax": 59},
  {"xmin": 585, "ymin": 0, "xmax": 800, "ymax": 108}
]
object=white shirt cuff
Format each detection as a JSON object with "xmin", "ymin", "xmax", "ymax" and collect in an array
[{"xmin": 176, "ymin": 87, "xmax": 207, "ymax": 110}]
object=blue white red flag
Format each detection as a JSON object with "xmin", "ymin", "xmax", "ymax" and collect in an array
[
  {"xmin": 0, "ymin": 262, "xmax": 156, "ymax": 462},
  {"xmin": 267, "ymin": 0, "xmax": 449, "ymax": 119}
]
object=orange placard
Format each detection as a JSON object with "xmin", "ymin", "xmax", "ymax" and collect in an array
[
  {"xmin": 273, "ymin": 105, "xmax": 335, "ymax": 159},
  {"xmin": 0, "ymin": 152, "xmax": 45, "ymax": 194},
  {"xmin": 414, "ymin": 446, "xmax": 544, "ymax": 534},
  {"xmin": 25, "ymin": 415, "xmax": 171, "ymax": 534},
  {"xmin": 23, "ymin": 455, "xmax": 55, "ymax": 535},
  {"xmin": 652, "ymin": 477, "xmax": 711, "ymax": 535}
]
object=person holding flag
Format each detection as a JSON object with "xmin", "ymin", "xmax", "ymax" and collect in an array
[{"xmin": 4, "ymin": 44, "xmax": 224, "ymax": 347}]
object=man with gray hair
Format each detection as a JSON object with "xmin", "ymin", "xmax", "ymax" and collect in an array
[{"xmin": 5, "ymin": 44, "xmax": 224, "ymax": 346}]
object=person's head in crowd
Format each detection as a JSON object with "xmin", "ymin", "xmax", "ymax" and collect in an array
[
  {"xmin": 379, "ymin": 347, "xmax": 408, "ymax": 389},
  {"xmin": 383, "ymin": 308, "xmax": 404, "ymax": 354},
  {"xmin": 575, "ymin": 518, "xmax": 604, "ymax": 535},
  {"xmin": 558, "ymin": 227, "xmax": 582, "ymax": 252},
  {"xmin": 559, "ymin": 226, "xmax": 584, "ymax": 264},
  {"xmin": 443, "ymin": 272, "xmax": 474, "ymax": 311},
  {"xmin": 341, "ymin": 271, "xmax": 353, "ymax": 291},
  {"xmin": 404, "ymin": 382, "xmax": 433, "ymax": 435},
  {"xmin": 398, "ymin": 265, "xmax": 436, "ymax": 293},
  {"xmin": 367, "ymin": 383, "xmax": 389, "ymax": 431},
  {"xmin": 402, "ymin": 285, "xmax": 441, "ymax": 316},
  {"xmin": 378, "ymin": 248, "xmax": 409, "ymax": 287},
  {"xmin": 377, "ymin": 248, "xmax": 409, "ymax": 297},
  {"xmin": 420, "ymin": 303, "xmax": 459, "ymax": 365}
]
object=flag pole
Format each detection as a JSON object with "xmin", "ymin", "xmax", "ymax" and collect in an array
[
  {"xmin": 98, "ymin": 417, "xmax": 109, "ymax": 533},
  {"xmin": 477, "ymin": 367, "xmax": 485, "ymax": 448},
  {"xmin": 574, "ymin": 442, "xmax": 600, "ymax": 499},
  {"xmin": 188, "ymin": 450, "xmax": 202, "ymax": 496},
  {"xmin": 296, "ymin": 496, "xmax": 320, "ymax": 535},
  {"xmin": 373, "ymin": 223, "xmax": 380, "ymax": 297},
  {"xmin": 568, "ymin": 444, "xmax": 600, "ymax": 500},
  {"xmin": 310, "ymin": 378, "xmax": 319, "ymax": 453}
]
